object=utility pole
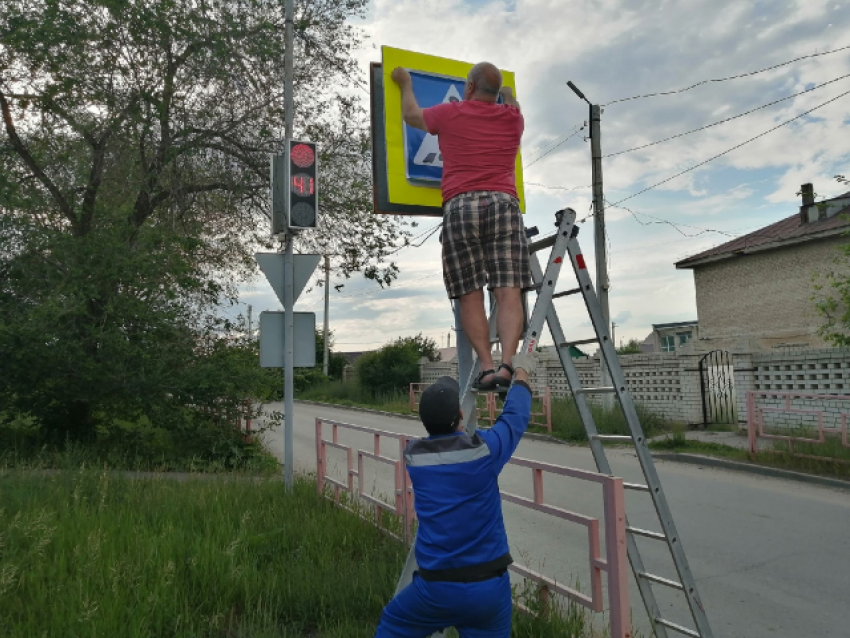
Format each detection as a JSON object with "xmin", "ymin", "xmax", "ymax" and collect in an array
[
  {"xmin": 282, "ymin": 0, "xmax": 296, "ymax": 490},
  {"xmin": 247, "ymin": 305, "xmax": 253, "ymax": 339},
  {"xmin": 568, "ymin": 81, "xmax": 612, "ymax": 406},
  {"xmin": 323, "ymin": 255, "xmax": 330, "ymax": 376},
  {"xmin": 611, "ymin": 321, "xmax": 616, "ymax": 349}
]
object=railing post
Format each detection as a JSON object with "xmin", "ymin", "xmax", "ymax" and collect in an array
[
  {"xmin": 747, "ymin": 391, "xmax": 757, "ymax": 454},
  {"xmin": 315, "ymin": 419, "xmax": 324, "ymax": 495},
  {"xmin": 603, "ymin": 477, "xmax": 631, "ymax": 638}
]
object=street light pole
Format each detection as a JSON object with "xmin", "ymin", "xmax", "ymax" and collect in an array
[
  {"xmin": 568, "ymin": 81, "xmax": 612, "ymax": 406},
  {"xmin": 282, "ymin": 0, "xmax": 296, "ymax": 490}
]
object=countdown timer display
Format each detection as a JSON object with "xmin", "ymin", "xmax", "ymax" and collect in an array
[{"xmin": 284, "ymin": 140, "xmax": 319, "ymax": 229}]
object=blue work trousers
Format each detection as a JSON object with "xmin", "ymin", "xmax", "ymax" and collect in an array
[{"xmin": 375, "ymin": 572, "xmax": 512, "ymax": 638}]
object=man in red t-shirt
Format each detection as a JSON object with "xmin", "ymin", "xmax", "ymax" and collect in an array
[{"xmin": 391, "ymin": 62, "xmax": 533, "ymax": 391}]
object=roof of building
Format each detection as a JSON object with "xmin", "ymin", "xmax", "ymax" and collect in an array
[
  {"xmin": 652, "ymin": 320, "xmax": 699, "ymax": 330},
  {"xmin": 676, "ymin": 193, "xmax": 850, "ymax": 269}
]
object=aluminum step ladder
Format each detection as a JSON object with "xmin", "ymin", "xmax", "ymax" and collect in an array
[{"xmin": 397, "ymin": 207, "xmax": 713, "ymax": 638}]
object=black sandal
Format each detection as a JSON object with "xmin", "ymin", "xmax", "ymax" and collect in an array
[
  {"xmin": 472, "ymin": 369, "xmax": 498, "ymax": 391},
  {"xmin": 494, "ymin": 363, "xmax": 514, "ymax": 389}
]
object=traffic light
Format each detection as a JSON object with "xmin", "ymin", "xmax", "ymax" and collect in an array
[{"xmin": 270, "ymin": 139, "xmax": 319, "ymax": 234}]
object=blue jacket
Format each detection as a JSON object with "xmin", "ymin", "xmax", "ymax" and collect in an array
[{"xmin": 404, "ymin": 381, "xmax": 532, "ymax": 575}]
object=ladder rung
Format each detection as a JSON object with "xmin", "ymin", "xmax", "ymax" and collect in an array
[
  {"xmin": 591, "ymin": 434, "xmax": 633, "ymax": 442},
  {"xmin": 626, "ymin": 526, "xmax": 667, "ymax": 541},
  {"xmin": 575, "ymin": 386, "xmax": 617, "ymax": 394},
  {"xmin": 552, "ymin": 287, "xmax": 582, "ymax": 299},
  {"xmin": 623, "ymin": 481, "xmax": 650, "ymax": 492},
  {"xmin": 654, "ymin": 617, "xmax": 701, "ymax": 637},
  {"xmin": 561, "ymin": 338, "xmax": 599, "ymax": 347},
  {"xmin": 639, "ymin": 571, "xmax": 685, "ymax": 591}
]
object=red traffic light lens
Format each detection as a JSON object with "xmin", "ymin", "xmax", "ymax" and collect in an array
[{"xmin": 291, "ymin": 143, "xmax": 315, "ymax": 168}]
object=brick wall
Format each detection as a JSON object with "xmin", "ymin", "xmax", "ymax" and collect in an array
[
  {"xmin": 733, "ymin": 348, "xmax": 850, "ymax": 430},
  {"xmin": 419, "ymin": 347, "xmax": 850, "ymax": 428},
  {"xmin": 693, "ymin": 237, "xmax": 847, "ymax": 350},
  {"xmin": 420, "ymin": 352, "xmax": 706, "ymax": 424}
]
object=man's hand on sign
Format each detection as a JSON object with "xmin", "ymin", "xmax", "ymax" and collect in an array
[
  {"xmin": 499, "ymin": 86, "xmax": 520, "ymax": 110},
  {"xmin": 391, "ymin": 67, "xmax": 426, "ymax": 131},
  {"xmin": 391, "ymin": 67, "xmax": 412, "ymax": 88}
]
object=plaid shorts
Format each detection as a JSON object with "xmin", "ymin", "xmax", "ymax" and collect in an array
[{"xmin": 441, "ymin": 191, "xmax": 534, "ymax": 299}]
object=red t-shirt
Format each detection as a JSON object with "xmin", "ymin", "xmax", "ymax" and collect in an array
[{"xmin": 422, "ymin": 100, "xmax": 524, "ymax": 203}]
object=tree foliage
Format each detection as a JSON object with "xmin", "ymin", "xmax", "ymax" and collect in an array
[
  {"xmin": 354, "ymin": 334, "xmax": 440, "ymax": 395},
  {"xmin": 814, "ymin": 174, "xmax": 850, "ymax": 347},
  {"xmin": 616, "ymin": 338, "xmax": 643, "ymax": 355},
  {"xmin": 0, "ymin": 0, "xmax": 410, "ymax": 442}
]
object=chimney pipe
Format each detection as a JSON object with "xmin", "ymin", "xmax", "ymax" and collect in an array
[{"xmin": 800, "ymin": 183, "xmax": 816, "ymax": 223}]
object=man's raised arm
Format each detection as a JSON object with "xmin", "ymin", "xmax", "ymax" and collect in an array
[{"xmin": 391, "ymin": 67, "xmax": 426, "ymax": 131}]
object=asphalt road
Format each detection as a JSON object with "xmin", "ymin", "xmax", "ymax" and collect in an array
[{"xmin": 260, "ymin": 401, "xmax": 850, "ymax": 638}]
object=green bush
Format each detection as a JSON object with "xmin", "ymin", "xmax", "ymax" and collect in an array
[{"xmin": 356, "ymin": 341, "xmax": 419, "ymax": 395}]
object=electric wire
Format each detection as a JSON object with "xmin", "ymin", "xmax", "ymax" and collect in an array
[
  {"xmin": 523, "ymin": 124, "xmax": 586, "ymax": 169},
  {"xmin": 610, "ymin": 86, "xmax": 850, "ymax": 207},
  {"xmin": 604, "ymin": 72, "xmax": 850, "ymax": 158},
  {"xmin": 603, "ymin": 43, "xmax": 850, "ymax": 105},
  {"xmin": 604, "ymin": 199, "xmax": 737, "ymax": 238}
]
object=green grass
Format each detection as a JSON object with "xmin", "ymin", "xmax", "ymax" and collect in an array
[
  {"xmin": 0, "ymin": 470, "xmax": 407, "ymax": 637},
  {"xmin": 298, "ymin": 379, "xmax": 413, "ymax": 415},
  {"xmin": 649, "ymin": 428, "xmax": 850, "ymax": 480},
  {"xmin": 0, "ymin": 469, "xmax": 593, "ymax": 637},
  {"xmin": 544, "ymin": 396, "xmax": 671, "ymax": 443}
]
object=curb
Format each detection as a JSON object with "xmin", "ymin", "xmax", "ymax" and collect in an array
[
  {"xmin": 295, "ymin": 400, "xmax": 421, "ymax": 421},
  {"xmin": 651, "ymin": 452, "xmax": 850, "ymax": 491}
]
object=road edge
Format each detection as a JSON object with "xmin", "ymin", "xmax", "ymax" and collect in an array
[
  {"xmin": 652, "ymin": 452, "xmax": 850, "ymax": 491},
  {"xmin": 296, "ymin": 400, "xmax": 850, "ymax": 490}
]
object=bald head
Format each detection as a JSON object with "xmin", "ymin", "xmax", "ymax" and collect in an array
[{"xmin": 466, "ymin": 62, "xmax": 502, "ymax": 102}]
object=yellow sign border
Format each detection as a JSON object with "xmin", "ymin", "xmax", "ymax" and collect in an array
[{"xmin": 381, "ymin": 46, "xmax": 525, "ymax": 212}]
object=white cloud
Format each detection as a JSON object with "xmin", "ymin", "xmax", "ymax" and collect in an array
[{"xmin": 243, "ymin": 0, "xmax": 850, "ymax": 350}]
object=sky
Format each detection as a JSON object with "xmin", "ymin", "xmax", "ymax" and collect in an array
[{"xmin": 236, "ymin": 0, "xmax": 850, "ymax": 355}]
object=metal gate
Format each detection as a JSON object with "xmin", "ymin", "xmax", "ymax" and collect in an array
[{"xmin": 698, "ymin": 350, "xmax": 736, "ymax": 427}]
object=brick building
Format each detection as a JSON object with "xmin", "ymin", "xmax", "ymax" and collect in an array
[{"xmin": 676, "ymin": 183, "xmax": 850, "ymax": 350}]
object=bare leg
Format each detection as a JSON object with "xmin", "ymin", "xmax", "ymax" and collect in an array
[
  {"xmin": 458, "ymin": 289, "xmax": 495, "ymax": 377},
  {"xmin": 493, "ymin": 287, "xmax": 523, "ymax": 381}
]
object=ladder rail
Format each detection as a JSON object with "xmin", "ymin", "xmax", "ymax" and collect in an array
[
  {"xmin": 563, "ymin": 237, "xmax": 714, "ymax": 636},
  {"xmin": 529, "ymin": 252, "xmax": 672, "ymax": 638}
]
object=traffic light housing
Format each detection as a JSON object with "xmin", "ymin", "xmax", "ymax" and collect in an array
[{"xmin": 270, "ymin": 139, "xmax": 319, "ymax": 234}]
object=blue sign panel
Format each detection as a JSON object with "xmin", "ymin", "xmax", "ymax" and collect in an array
[{"xmin": 403, "ymin": 72, "xmax": 465, "ymax": 184}]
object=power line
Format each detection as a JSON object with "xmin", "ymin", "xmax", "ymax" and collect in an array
[
  {"xmin": 383, "ymin": 221, "xmax": 442, "ymax": 256},
  {"xmin": 522, "ymin": 122, "xmax": 585, "ymax": 167},
  {"xmin": 525, "ymin": 182, "xmax": 592, "ymax": 191},
  {"xmin": 610, "ymin": 86, "xmax": 850, "ymax": 207},
  {"xmin": 603, "ymin": 43, "xmax": 850, "ymax": 105},
  {"xmin": 605, "ymin": 199, "xmax": 736, "ymax": 238},
  {"xmin": 605, "ymin": 72, "xmax": 850, "ymax": 158},
  {"xmin": 523, "ymin": 123, "xmax": 586, "ymax": 169}
]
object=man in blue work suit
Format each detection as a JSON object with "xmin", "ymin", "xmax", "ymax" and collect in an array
[{"xmin": 375, "ymin": 353, "xmax": 538, "ymax": 637}]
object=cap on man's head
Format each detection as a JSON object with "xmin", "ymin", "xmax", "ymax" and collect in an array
[{"xmin": 418, "ymin": 376, "xmax": 461, "ymax": 435}]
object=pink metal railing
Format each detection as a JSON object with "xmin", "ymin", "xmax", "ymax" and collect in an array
[
  {"xmin": 501, "ymin": 456, "xmax": 630, "ymax": 638},
  {"xmin": 410, "ymin": 382, "xmax": 553, "ymax": 432},
  {"xmin": 315, "ymin": 418, "xmax": 415, "ymax": 542},
  {"xmin": 747, "ymin": 391, "xmax": 850, "ymax": 463},
  {"xmin": 478, "ymin": 387, "xmax": 553, "ymax": 432},
  {"xmin": 314, "ymin": 417, "xmax": 630, "ymax": 637},
  {"xmin": 409, "ymin": 383, "xmax": 429, "ymax": 412}
]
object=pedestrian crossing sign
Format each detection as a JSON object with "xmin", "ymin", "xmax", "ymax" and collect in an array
[{"xmin": 370, "ymin": 46, "xmax": 525, "ymax": 216}]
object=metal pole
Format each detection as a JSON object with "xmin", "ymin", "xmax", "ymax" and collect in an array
[
  {"xmin": 282, "ymin": 0, "xmax": 296, "ymax": 490},
  {"xmin": 323, "ymin": 255, "xmax": 330, "ymax": 376},
  {"xmin": 589, "ymin": 103, "xmax": 612, "ymax": 408},
  {"xmin": 590, "ymin": 104, "xmax": 609, "ymax": 326}
]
